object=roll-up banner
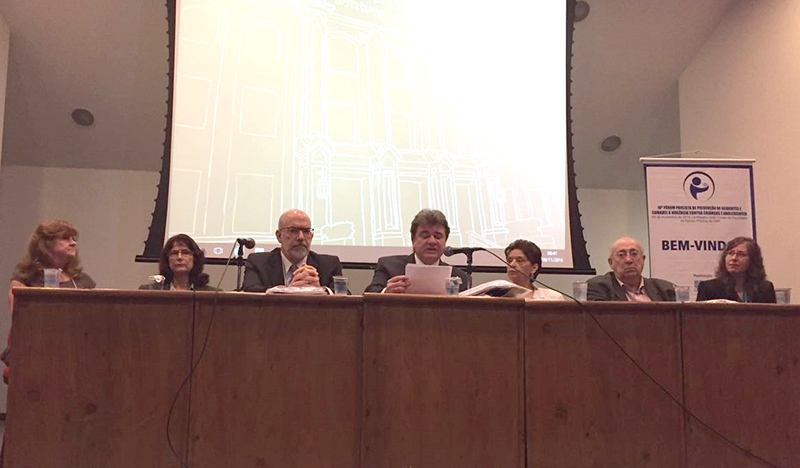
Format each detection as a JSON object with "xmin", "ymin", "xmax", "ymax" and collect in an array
[{"xmin": 641, "ymin": 155, "xmax": 756, "ymax": 299}]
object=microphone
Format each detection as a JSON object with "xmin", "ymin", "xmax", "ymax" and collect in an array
[
  {"xmin": 236, "ymin": 238, "xmax": 256, "ymax": 249},
  {"xmin": 443, "ymin": 246, "xmax": 486, "ymax": 256}
]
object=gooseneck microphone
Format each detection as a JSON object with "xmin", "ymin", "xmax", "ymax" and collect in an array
[
  {"xmin": 234, "ymin": 238, "xmax": 255, "ymax": 292},
  {"xmin": 443, "ymin": 246, "xmax": 486, "ymax": 256},
  {"xmin": 236, "ymin": 238, "xmax": 256, "ymax": 249}
]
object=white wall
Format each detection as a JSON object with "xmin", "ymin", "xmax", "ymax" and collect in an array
[
  {"xmin": 0, "ymin": 166, "xmax": 160, "ymax": 295},
  {"xmin": 679, "ymin": 0, "xmax": 800, "ymax": 298},
  {"xmin": 0, "ymin": 13, "xmax": 10, "ymax": 170}
]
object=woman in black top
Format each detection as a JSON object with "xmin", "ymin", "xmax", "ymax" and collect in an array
[
  {"xmin": 696, "ymin": 236, "xmax": 775, "ymax": 303},
  {"xmin": 140, "ymin": 234, "xmax": 217, "ymax": 291}
]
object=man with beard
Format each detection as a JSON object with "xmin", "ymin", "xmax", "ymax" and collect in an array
[
  {"xmin": 365, "ymin": 208, "xmax": 469, "ymax": 293},
  {"xmin": 242, "ymin": 209, "xmax": 343, "ymax": 292},
  {"xmin": 586, "ymin": 237, "xmax": 675, "ymax": 302}
]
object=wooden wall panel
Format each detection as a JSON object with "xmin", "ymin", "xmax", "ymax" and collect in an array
[
  {"xmin": 5, "ymin": 289, "xmax": 194, "ymax": 468},
  {"xmin": 186, "ymin": 294, "xmax": 362, "ymax": 468},
  {"xmin": 525, "ymin": 302, "xmax": 685, "ymax": 468},
  {"xmin": 362, "ymin": 294, "xmax": 525, "ymax": 468},
  {"xmin": 683, "ymin": 305, "xmax": 800, "ymax": 468}
]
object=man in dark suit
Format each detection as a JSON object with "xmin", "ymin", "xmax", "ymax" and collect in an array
[
  {"xmin": 242, "ymin": 209, "xmax": 343, "ymax": 292},
  {"xmin": 365, "ymin": 209, "xmax": 468, "ymax": 293},
  {"xmin": 587, "ymin": 237, "xmax": 675, "ymax": 302}
]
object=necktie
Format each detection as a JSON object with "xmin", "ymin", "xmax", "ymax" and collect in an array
[{"xmin": 286, "ymin": 263, "xmax": 299, "ymax": 285}]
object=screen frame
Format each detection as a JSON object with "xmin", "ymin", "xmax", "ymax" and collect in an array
[{"xmin": 137, "ymin": 0, "xmax": 594, "ymax": 275}]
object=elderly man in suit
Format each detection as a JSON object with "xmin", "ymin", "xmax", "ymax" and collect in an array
[
  {"xmin": 365, "ymin": 209, "xmax": 468, "ymax": 293},
  {"xmin": 242, "ymin": 209, "xmax": 343, "ymax": 292},
  {"xmin": 587, "ymin": 237, "xmax": 675, "ymax": 302}
]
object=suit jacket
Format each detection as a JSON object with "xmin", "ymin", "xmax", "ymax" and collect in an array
[
  {"xmin": 586, "ymin": 271, "xmax": 675, "ymax": 302},
  {"xmin": 242, "ymin": 248, "xmax": 343, "ymax": 292},
  {"xmin": 696, "ymin": 277, "xmax": 776, "ymax": 303},
  {"xmin": 365, "ymin": 254, "xmax": 469, "ymax": 293}
]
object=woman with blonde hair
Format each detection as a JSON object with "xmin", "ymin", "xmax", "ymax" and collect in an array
[
  {"xmin": 8, "ymin": 219, "xmax": 95, "ymax": 297},
  {"xmin": 4, "ymin": 220, "xmax": 96, "ymax": 384}
]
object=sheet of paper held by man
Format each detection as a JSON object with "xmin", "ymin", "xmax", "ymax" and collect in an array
[{"xmin": 404, "ymin": 263, "xmax": 452, "ymax": 295}]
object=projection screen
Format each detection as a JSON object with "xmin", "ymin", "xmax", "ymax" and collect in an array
[{"xmin": 141, "ymin": 0, "xmax": 591, "ymax": 272}]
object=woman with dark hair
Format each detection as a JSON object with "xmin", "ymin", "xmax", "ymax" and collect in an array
[
  {"xmin": 505, "ymin": 239, "xmax": 564, "ymax": 300},
  {"xmin": 140, "ymin": 234, "xmax": 216, "ymax": 290},
  {"xmin": 696, "ymin": 236, "xmax": 775, "ymax": 303}
]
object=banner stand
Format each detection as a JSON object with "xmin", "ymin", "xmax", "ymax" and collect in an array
[{"xmin": 641, "ymin": 151, "xmax": 756, "ymax": 300}]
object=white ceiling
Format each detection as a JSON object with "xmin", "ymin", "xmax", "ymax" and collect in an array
[{"xmin": 0, "ymin": 0, "xmax": 734, "ymax": 190}]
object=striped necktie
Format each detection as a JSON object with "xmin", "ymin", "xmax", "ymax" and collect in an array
[{"xmin": 286, "ymin": 263, "xmax": 299, "ymax": 285}]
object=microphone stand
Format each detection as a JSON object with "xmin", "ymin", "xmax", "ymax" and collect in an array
[
  {"xmin": 463, "ymin": 251, "xmax": 474, "ymax": 290},
  {"xmin": 235, "ymin": 243, "xmax": 246, "ymax": 291}
]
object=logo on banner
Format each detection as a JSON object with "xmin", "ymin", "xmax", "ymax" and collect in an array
[{"xmin": 683, "ymin": 171, "xmax": 715, "ymax": 201}]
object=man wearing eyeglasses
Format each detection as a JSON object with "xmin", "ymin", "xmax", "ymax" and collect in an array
[
  {"xmin": 365, "ymin": 208, "xmax": 468, "ymax": 293},
  {"xmin": 586, "ymin": 237, "xmax": 675, "ymax": 302},
  {"xmin": 242, "ymin": 209, "xmax": 343, "ymax": 292}
]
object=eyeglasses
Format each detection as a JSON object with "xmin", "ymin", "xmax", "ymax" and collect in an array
[
  {"xmin": 726, "ymin": 250, "xmax": 749, "ymax": 259},
  {"xmin": 168, "ymin": 248, "xmax": 193, "ymax": 258},
  {"xmin": 280, "ymin": 226, "xmax": 315, "ymax": 236},
  {"xmin": 614, "ymin": 249, "xmax": 641, "ymax": 260}
]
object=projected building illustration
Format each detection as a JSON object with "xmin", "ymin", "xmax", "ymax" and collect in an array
[{"xmin": 169, "ymin": 0, "xmax": 565, "ymax": 250}]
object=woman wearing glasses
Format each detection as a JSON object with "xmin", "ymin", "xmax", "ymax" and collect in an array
[
  {"xmin": 696, "ymin": 236, "xmax": 775, "ymax": 303},
  {"xmin": 4, "ymin": 220, "xmax": 96, "ymax": 390},
  {"xmin": 140, "ymin": 234, "xmax": 217, "ymax": 291},
  {"xmin": 8, "ymin": 219, "xmax": 96, "ymax": 294}
]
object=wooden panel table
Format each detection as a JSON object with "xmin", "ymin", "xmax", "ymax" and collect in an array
[
  {"xmin": 186, "ymin": 293, "xmax": 362, "ymax": 468},
  {"xmin": 362, "ymin": 294, "xmax": 526, "ymax": 468},
  {"xmin": 682, "ymin": 303, "xmax": 800, "ymax": 468},
  {"xmin": 6, "ymin": 291, "xmax": 800, "ymax": 468},
  {"xmin": 6, "ymin": 289, "xmax": 195, "ymax": 468},
  {"xmin": 525, "ymin": 301, "xmax": 685, "ymax": 468}
]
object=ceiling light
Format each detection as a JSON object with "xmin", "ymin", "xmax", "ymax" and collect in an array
[
  {"xmin": 71, "ymin": 108, "xmax": 95, "ymax": 127},
  {"xmin": 574, "ymin": 1, "xmax": 591, "ymax": 22},
  {"xmin": 600, "ymin": 135, "xmax": 622, "ymax": 153}
]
